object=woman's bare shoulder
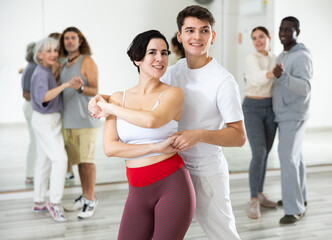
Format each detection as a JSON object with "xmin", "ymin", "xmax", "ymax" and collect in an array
[
  {"xmin": 162, "ymin": 85, "xmax": 184, "ymax": 98},
  {"xmin": 110, "ymin": 91, "xmax": 123, "ymax": 105}
]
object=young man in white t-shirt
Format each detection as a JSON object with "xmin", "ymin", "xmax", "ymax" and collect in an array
[
  {"xmin": 89, "ymin": 5, "xmax": 245, "ymax": 240},
  {"xmin": 163, "ymin": 6, "xmax": 245, "ymax": 240}
]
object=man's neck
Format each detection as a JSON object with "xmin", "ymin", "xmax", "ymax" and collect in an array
[
  {"xmin": 67, "ymin": 50, "xmax": 81, "ymax": 64},
  {"xmin": 284, "ymin": 42, "xmax": 297, "ymax": 51},
  {"xmin": 68, "ymin": 50, "xmax": 80, "ymax": 58},
  {"xmin": 186, "ymin": 54, "xmax": 212, "ymax": 69}
]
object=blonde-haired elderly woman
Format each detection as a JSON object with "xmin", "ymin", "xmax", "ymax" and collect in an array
[{"xmin": 30, "ymin": 37, "xmax": 82, "ymax": 222}]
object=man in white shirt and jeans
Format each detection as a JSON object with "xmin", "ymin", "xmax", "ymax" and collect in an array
[{"xmin": 89, "ymin": 5, "xmax": 245, "ymax": 240}]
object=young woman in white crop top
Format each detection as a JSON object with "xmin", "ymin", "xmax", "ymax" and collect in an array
[
  {"xmin": 243, "ymin": 26, "xmax": 278, "ymax": 219},
  {"xmin": 91, "ymin": 30, "xmax": 195, "ymax": 240}
]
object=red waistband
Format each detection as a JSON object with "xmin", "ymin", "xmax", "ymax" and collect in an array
[{"xmin": 126, "ymin": 153, "xmax": 184, "ymax": 187}]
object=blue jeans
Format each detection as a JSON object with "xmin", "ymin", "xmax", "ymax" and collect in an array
[{"xmin": 242, "ymin": 97, "xmax": 277, "ymax": 198}]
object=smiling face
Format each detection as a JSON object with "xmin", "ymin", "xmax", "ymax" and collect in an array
[
  {"xmin": 135, "ymin": 38, "xmax": 169, "ymax": 79},
  {"xmin": 252, "ymin": 29, "xmax": 270, "ymax": 54},
  {"xmin": 177, "ymin": 17, "xmax": 215, "ymax": 58},
  {"xmin": 63, "ymin": 31, "xmax": 81, "ymax": 54},
  {"xmin": 279, "ymin": 20, "xmax": 299, "ymax": 50},
  {"xmin": 38, "ymin": 47, "xmax": 58, "ymax": 68}
]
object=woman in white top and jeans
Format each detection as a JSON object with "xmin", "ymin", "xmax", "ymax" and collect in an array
[{"xmin": 243, "ymin": 26, "xmax": 278, "ymax": 219}]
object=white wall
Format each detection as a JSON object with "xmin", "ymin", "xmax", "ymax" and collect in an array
[
  {"xmin": 0, "ymin": 0, "xmax": 222, "ymax": 123},
  {"xmin": 222, "ymin": 0, "xmax": 239, "ymax": 78},
  {"xmin": 1, "ymin": 0, "xmax": 331, "ymax": 128}
]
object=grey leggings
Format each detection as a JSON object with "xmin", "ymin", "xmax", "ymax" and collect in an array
[
  {"xmin": 118, "ymin": 166, "xmax": 196, "ymax": 240},
  {"xmin": 242, "ymin": 97, "xmax": 277, "ymax": 198}
]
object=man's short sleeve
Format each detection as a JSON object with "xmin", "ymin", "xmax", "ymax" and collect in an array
[
  {"xmin": 160, "ymin": 66, "xmax": 173, "ymax": 85},
  {"xmin": 216, "ymin": 76, "xmax": 244, "ymax": 123}
]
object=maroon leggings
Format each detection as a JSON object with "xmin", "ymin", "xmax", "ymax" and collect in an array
[{"xmin": 118, "ymin": 166, "xmax": 196, "ymax": 240}]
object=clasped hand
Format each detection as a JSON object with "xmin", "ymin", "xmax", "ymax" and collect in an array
[
  {"xmin": 273, "ymin": 63, "xmax": 285, "ymax": 78},
  {"xmin": 156, "ymin": 130, "xmax": 200, "ymax": 153},
  {"xmin": 88, "ymin": 95, "xmax": 113, "ymax": 119},
  {"xmin": 67, "ymin": 76, "xmax": 84, "ymax": 89}
]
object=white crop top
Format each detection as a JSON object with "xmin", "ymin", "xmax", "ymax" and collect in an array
[{"xmin": 116, "ymin": 90, "xmax": 179, "ymax": 159}]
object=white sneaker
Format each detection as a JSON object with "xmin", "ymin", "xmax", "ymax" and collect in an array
[
  {"xmin": 64, "ymin": 195, "xmax": 85, "ymax": 212},
  {"xmin": 47, "ymin": 203, "xmax": 67, "ymax": 222},
  {"xmin": 66, "ymin": 171, "xmax": 75, "ymax": 180},
  {"xmin": 65, "ymin": 172, "xmax": 75, "ymax": 186},
  {"xmin": 77, "ymin": 198, "xmax": 98, "ymax": 219}
]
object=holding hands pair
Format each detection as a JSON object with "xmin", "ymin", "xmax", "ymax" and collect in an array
[
  {"xmin": 155, "ymin": 130, "xmax": 200, "ymax": 154},
  {"xmin": 67, "ymin": 75, "xmax": 85, "ymax": 90},
  {"xmin": 88, "ymin": 96, "xmax": 200, "ymax": 153}
]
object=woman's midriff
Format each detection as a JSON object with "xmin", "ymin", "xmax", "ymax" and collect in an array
[{"xmin": 125, "ymin": 152, "xmax": 175, "ymax": 168}]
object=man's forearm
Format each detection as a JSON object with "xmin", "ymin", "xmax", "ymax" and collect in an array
[
  {"xmin": 199, "ymin": 125, "xmax": 246, "ymax": 147},
  {"xmin": 81, "ymin": 86, "xmax": 98, "ymax": 96},
  {"xmin": 279, "ymin": 72, "xmax": 311, "ymax": 96}
]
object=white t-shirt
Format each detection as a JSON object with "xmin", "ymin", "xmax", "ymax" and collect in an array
[{"xmin": 161, "ymin": 58, "xmax": 244, "ymax": 176}]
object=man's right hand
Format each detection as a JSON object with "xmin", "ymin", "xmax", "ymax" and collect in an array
[
  {"xmin": 154, "ymin": 136, "xmax": 178, "ymax": 154},
  {"xmin": 273, "ymin": 63, "xmax": 284, "ymax": 78},
  {"xmin": 69, "ymin": 76, "xmax": 84, "ymax": 90}
]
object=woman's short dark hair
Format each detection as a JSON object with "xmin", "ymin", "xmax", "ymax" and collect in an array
[
  {"xmin": 251, "ymin": 26, "xmax": 270, "ymax": 38},
  {"xmin": 127, "ymin": 30, "xmax": 169, "ymax": 73},
  {"xmin": 177, "ymin": 5, "xmax": 215, "ymax": 32},
  {"xmin": 59, "ymin": 27, "xmax": 92, "ymax": 57},
  {"xmin": 171, "ymin": 34, "xmax": 185, "ymax": 58}
]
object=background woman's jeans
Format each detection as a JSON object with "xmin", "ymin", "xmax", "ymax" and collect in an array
[{"xmin": 242, "ymin": 97, "xmax": 277, "ymax": 198}]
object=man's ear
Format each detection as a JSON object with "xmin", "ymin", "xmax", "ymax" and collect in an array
[
  {"xmin": 296, "ymin": 29, "xmax": 300, "ymax": 37},
  {"xmin": 177, "ymin": 31, "xmax": 182, "ymax": 44},
  {"xmin": 211, "ymin": 30, "xmax": 216, "ymax": 45}
]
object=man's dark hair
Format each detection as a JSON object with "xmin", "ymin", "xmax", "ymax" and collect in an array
[
  {"xmin": 282, "ymin": 16, "xmax": 300, "ymax": 30},
  {"xmin": 127, "ymin": 30, "xmax": 169, "ymax": 73},
  {"xmin": 177, "ymin": 5, "xmax": 215, "ymax": 32},
  {"xmin": 59, "ymin": 27, "xmax": 92, "ymax": 57}
]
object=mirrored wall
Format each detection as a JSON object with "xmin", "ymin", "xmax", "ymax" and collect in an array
[{"xmin": 1, "ymin": 0, "xmax": 331, "ymax": 192}]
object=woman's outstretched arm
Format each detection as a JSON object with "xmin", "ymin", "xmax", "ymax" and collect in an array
[{"xmin": 97, "ymin": 87, "xmax": 184, "ymax": 128}]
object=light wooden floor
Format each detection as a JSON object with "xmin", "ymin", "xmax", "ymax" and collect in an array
[
  {"xmin": 0, "ymin": 166, "xmax": 332, "ymax": 240},
  {"xmin": 1, "ymin": 123, "xmax": 331, "ymax": 239}
]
